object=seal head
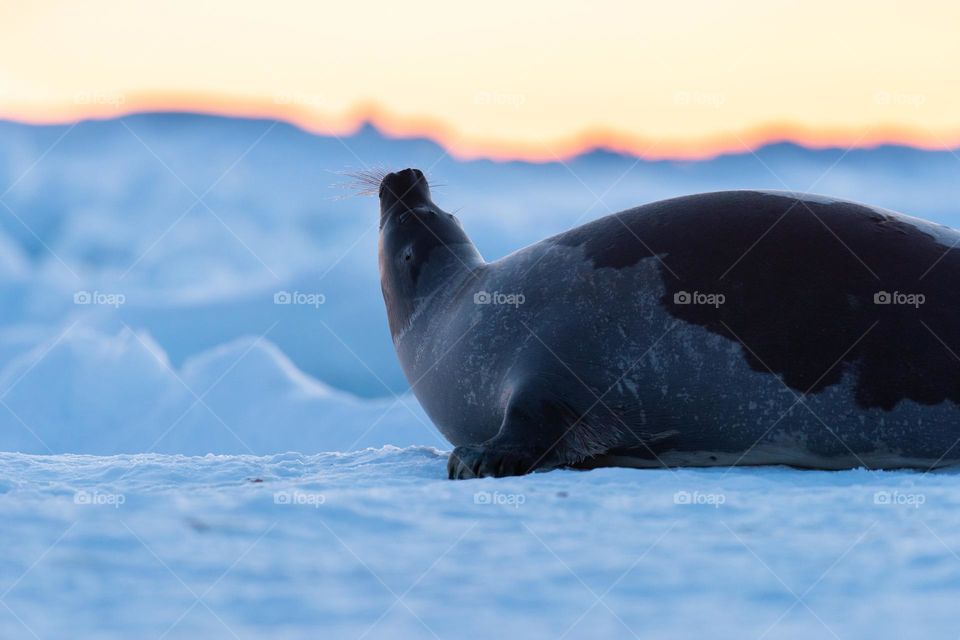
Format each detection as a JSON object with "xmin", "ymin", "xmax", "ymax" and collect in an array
[{"xmin": 378, "ymin": 168, "xmax": 483, "ymax": 340}]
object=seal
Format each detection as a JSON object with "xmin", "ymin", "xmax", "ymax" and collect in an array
[{"xmin": 376, "ymin": 168, "xmax": 960, "ymax": 479}]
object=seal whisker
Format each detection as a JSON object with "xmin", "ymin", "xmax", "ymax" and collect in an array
[
  {"xmin": 337, "ymin": 167, "xmax": 442, "ymax": 199},
  {"xmin": 336, "ymin": 167, "xmax": 392, "ymax": 197}
]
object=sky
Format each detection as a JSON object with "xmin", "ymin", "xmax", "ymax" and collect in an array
[{"xmin": 1, "ymin": 0, "xmax": 959, "ymax": 160}]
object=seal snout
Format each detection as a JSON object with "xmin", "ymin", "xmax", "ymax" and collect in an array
[{"xmin": 379, "ymin": 168, "xmax": 432, "ymax": 216}]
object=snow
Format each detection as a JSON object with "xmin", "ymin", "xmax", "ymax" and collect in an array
[
  {"xmin": 0, "ymin": 327, "xmax": 437, "ymax": 455},
  {"xmin": 2, "ymin": 448, "xmax": 959, "ymax": 639}
]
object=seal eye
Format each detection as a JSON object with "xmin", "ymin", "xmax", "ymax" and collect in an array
[{"xmin": 402, "ymin": 247, "xmax": 414, "ymax": 263}]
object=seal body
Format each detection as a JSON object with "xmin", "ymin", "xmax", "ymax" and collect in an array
[{"xmin": 377, "ymin": 169, "xmax": 960, "ymax": 478}]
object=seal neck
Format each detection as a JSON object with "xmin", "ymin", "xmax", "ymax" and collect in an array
[{"xmin": 379, "ymin": 218, "xmax": 485, "ymax": 342}]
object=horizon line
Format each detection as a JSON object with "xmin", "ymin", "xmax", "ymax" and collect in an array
[{"xmin": 2, "ymin": 93, "xmax": 959, "ymax": 163}]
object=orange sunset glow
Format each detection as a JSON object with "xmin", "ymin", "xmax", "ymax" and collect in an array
[{"xmin": 2, "ymin": 0, "xmax": 959, "ymax": 160}]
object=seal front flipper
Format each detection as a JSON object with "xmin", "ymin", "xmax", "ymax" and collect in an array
[
  {"xmin": 447, "ymin": 441, "xmax": 542, "ymax": 480},
  {"xmin": 447, "ymin": 385, "xmax": 598, "ymax": 480}
]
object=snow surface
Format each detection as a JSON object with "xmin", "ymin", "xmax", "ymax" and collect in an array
[{"xmin": 2, "ymin": 448, "xmax": 960, "ymax": 639}]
